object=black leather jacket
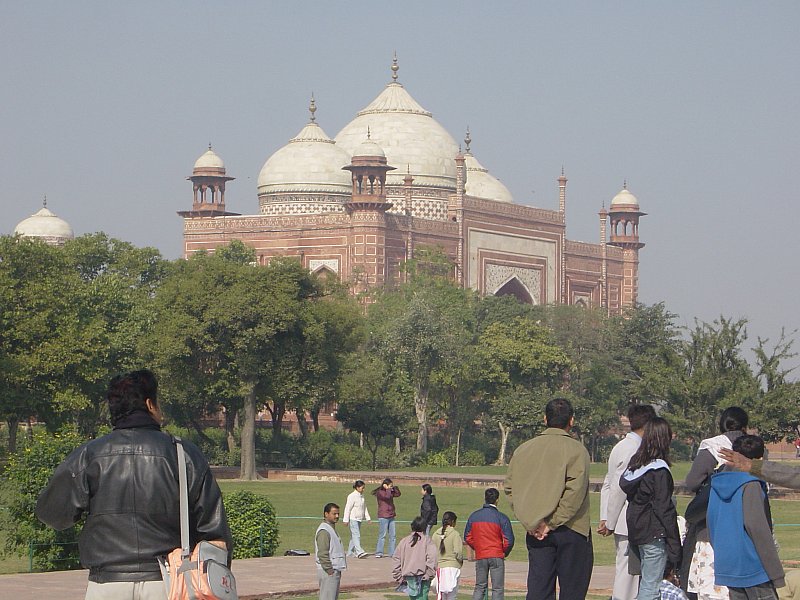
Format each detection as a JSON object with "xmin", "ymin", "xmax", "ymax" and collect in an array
[{"xmin": 36, "ymin": 423, "xmax": 232, "ymax": 583}]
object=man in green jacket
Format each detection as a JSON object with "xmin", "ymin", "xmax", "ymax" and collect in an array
[{"xmin": 504, "ymin": 398, "xmax": 592, "ymax": 600}]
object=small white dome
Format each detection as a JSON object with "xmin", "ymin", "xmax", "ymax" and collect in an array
[
  {"xmin": 194, "ymin": 148, "xmax": 225, "ymax": 171},
  {"xmin": 257, "ymin": 121, "xmax": 352, "ymax": 195},
  {"xmin": 353, "ymin": 137, "xmax": 386, "ymax": 158},
  {"xmin": 611, "ymin": 187, "xmax": 639, "ymax": 208},
  {"xmin": 465, "ymin": 153, "xmax": 513, "ymax": 203},
  {"xmin": 14, "ymin": 206, "xmax": 74, "ymax": 244}
]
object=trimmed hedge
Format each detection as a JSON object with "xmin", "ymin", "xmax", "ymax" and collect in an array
[{"xmin": 224, "ymin": 490, "xmax": 279, "ymax": 559}]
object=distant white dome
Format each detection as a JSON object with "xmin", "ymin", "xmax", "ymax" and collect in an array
[
  {"xmin": 257, "ymin": 121, "xmax": 352, "ymax": 195},
  {"xmin": 611, "ymin": 187, "xmax": 639, "ymax": 208},
  {"xmin": 353, "ymin": 137, "xmax": 386, "ymax": 158},
  {"xmin": 14, "ymin": 206, "xmax": 74, "ymax": 245},
  {"xmin": 465, "ymin": 153, "xmax": 513, "ymax": 203},
  {"xmin": 194, "ymin": 148, "xmax": 225, "ymax": 171},
  {"xmin": 335, "ymin": 82, "xmax": 459, "ymax": 189}
]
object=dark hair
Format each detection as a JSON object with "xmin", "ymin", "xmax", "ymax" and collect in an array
[
  {"xmin": 627, "ymin": 417, "xmax": 672, "ymax": 470},
  {"xmin": 107, "ymin": 369, "xmax": 158, "ymax": 425},
  {"xmin": 439, "ymin": 511, "xmax": 457, "ymax": 554},
  {"xmin": 485, "ymin": 488, "xmax": 500, "ymax": 505},
  {"xmin": 545, "ymin": 397, "xmax": 573, "ymax": 429},
  {"xmin": 353, "ymin": 480, "xmax": 365, "ymax": 489},
  {"xmin": 371, "ymin": 477, "xmax": 393, "ymax": 496},
  {"xmin": 323, "ymin": 502, "xmax": 339, "ymax": 515},
  {"xmin": 733, "ymin": 434, "xmax": 765, "ymax": 460},
  {"xmin": 409, "ymin": 516, "xmax": 426, "ymax": 546},
  {"xmin": 628, "ymin": 404, "xmax": 656, "ymax": 431},
  {"xmin": 719, "ymin": 407, "xmax": 748, "ymax": 433},
  {"xmin": 422, "ymin": 483, "xmax": 433, "ymax": 495}
]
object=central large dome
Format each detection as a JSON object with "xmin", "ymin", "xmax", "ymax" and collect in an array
[{"xmin": 335, "ymin": 81, "xmax": 460, "ymax": 190}]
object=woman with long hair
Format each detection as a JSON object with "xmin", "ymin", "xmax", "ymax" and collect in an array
[
  {"xmin": 431, "ymin": 512, "xmax": 463, "ymax": 600},
  {"xmin": 342, "ymin": 479, "xmax": 371, "ymax": 558},
  {"xmin": 392, "ymin": 516, "xmax": 437, "ymax": 600},
  {"xmin": 620, "ymin": 417, "xmax": 681, "ymax": 600},
  {"xmin": 683, "ymin": 406, "xmax": 749, "ymax": 600},
  {"xmin": 372, "ymin": 477, "xmax": 401, "ymax": 557},
  {"xmin": 420, "ymin": 484, "xmax": 439, "ymax": 536}
]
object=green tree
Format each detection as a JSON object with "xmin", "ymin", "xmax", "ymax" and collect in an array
[
  {"xmin": 663, "ymin": 316, "xmax": 760, "ymax": 452},
  {"xmin": 2, "ymin": 428, "xmax": 87, "ymax": 570},
  {"xmin": 336, "ymin": 354, "xmax": 411, "ymax": 469},
  {"xmin": 478, "ymin": 316, "xmax": 572, "ymax": 464},
  {"xmin": 752, "ymin": 330, "xmax": 800, "ymax": 442}
]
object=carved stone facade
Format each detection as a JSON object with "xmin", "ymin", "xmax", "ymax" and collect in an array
[{"xmin": 180, "ymin": 64, "xmax": 644, "ymax": 312}]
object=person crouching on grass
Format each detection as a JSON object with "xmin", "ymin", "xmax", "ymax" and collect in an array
[{"xmin": 393, "ymin": 516, "xmax": 436, "ymax": 600}]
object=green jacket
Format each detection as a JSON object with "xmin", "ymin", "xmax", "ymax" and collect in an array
[
  {"xmin": 503, "ymin": 428, "xmax": 591, "ymax": 537},
  {"xmin": 431, "ymin": 525, "xmax": 463, "ymax": 569}
]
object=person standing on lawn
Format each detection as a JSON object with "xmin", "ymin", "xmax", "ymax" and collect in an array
[
  {"xmin": 464, "ymin": 487, "xmax": 515, "ymax": 600},
  {"xmin": 315, "ymin": 502, "xmax": 347, "ymax": 600},
  {"xmin": 504, "ymin": 397, "xmax": 593, "ymax": 600},
  {"xmin": 342, "ymin": 480, "xmax": 371, "ymax": 558},
  {"xmin": 420, "ymin": 483, "xmax": 439, "ymax": 536},
  {"xmin": 373, "ymin": 477, "xmax": 401, "ymax": 558},
  {"xmin": 599, "ymin": 403, "xmax": 657, "ymax": 600}
]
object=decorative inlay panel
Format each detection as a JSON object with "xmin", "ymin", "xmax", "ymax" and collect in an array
[{"xmin": 485, "ymin": 264, "xmax": 541, "ymax": 302}]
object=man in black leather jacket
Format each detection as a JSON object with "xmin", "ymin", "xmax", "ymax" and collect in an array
[{"xmin": 36, "ymin": 369, "xmax": 232, "ymax": 599}]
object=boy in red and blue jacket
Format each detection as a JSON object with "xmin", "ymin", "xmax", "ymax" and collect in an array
[{"xmin": 465, "ymin": 488, "xmax": 515, "ymax": 600}]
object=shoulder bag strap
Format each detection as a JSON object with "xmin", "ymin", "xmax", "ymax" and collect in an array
[{"xmin": 174, "ymin": 436, "xmax": 192, "ymax": 559}]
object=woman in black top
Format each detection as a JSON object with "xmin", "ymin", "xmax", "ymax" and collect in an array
[{"xmin": 420, "ymin": 483, "xmax": 439, "ymax": 536}]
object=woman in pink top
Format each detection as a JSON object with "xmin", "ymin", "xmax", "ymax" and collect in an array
[{"xmin": 372, "ymin": 477, "xmax": 401, "ymax": 557}]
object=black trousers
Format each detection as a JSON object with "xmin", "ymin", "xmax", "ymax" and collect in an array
[{"xmin": 526, "ymin": 527, "xmax": 593, "ymax": 600}]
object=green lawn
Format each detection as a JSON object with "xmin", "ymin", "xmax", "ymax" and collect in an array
[
  {"xmin": 218, "ymin": 479, "xmax": 800, "ymax": 565},
  {"xmin": 2, "ymin": 463, "xmax": 798, "ymax": 576}
]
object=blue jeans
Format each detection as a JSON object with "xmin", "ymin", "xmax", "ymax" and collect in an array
[
  {"xmin": 376, "ymin": 517, "xmax": 396, "ymax": 555},
  {"xmin": 347, "ymin": 520, "xmax": 365, "ymax": 556},
  {"xmin": 637, "ymin": 540, "xmax": 667, "ymax": 600}
]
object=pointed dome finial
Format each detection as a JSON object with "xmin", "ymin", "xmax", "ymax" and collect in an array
[
  {"xmin": 561, "ymin": 165, "xmax": 565, "ymax": 176},
  {"xmin": 464, "ymin": 126, "xmax": 472, "ymax": 153},
  {"xmin": 208, "ymin": 142, "xmax": 213, "ymax": 151},
  {"xmin": 43, "ymin": 194, "xmax": 47, "ymax": 208},
  {"xmin": 623, "ymin": 179, "xmax": 627, "ymax": 189},
  {"xmin": 391, "ymin": 51, "xmax": 399, "ymax": 81},
  {"xmin": 309, "ymin": 92, "xmax": 317, "ymax": 122}
]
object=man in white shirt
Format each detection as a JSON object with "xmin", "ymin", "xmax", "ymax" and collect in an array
[{"xmin": 598, "ymin": 404, "xmax": 656, "ymax": 600}]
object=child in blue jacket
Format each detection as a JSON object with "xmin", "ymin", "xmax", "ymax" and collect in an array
[{"xmin": 708, "ymin": 435, "xmax": 784, "ymax": 600}]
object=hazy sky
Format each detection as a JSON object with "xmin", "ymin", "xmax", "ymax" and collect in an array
[{"xmin": 3, "ymin": 2, "xmax": 799, "ymax": 371}]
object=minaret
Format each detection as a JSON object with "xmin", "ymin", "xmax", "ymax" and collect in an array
[
  {"xmin": 179, "ymin": 145, "xmax": 238, "ymax": 218},
  {"xmin": 598, "ymin": 204, "xmax": 608, "ymax": 313},
  {"xmin": 343, "ymin": 132, "xmax": 396, "ymax": 288},
  {"xmin": 558, "ymin": 167, "xmax": 567, "ymax": 304},
  {"xmin": 607, "ymin": 182, "xmax": 646, "ymax": 308}
]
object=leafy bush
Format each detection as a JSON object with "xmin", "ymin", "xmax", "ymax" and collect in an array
[
  {"xmin": 458, "ymin": 449, "xmax": 486, "ymax": 466},
  {"xmin": 224, "ymin": 491, "xmax": 279, "ymax": 558},
  {"xmin": 424, "ymin": 450, "xmax": 451, "ymax": 467},
  {"xmin": 2, "ymin": 427, "xmax": 87, "ymax": 571}
]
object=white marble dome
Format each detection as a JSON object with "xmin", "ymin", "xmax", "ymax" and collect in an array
[
  {"xmin": 335, "ymin": 82, "xmax": 460, "ymax": 189},
  {"xmin": 465, "ymin": 153, "xmax": 513, "ymax": 203},
  {"xmin": 257, "ymin": 121, "xmax": 352, "ymax": 196},
  {"xmin": 194, "ymin": 147, "xmax": 225, "ymax": 171},
  {"xmin": 353, "ymin": 136, "xmax": 386, "ymax": 158},
  {"xmin": 611, "ymin": 187, "xmax": 639, "ymax": 208},
  {"xmin": 14, "ymin": 205, "xmax": 74, "ymax": 245}
]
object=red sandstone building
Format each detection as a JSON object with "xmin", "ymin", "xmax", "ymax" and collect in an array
[{"xmin": 179, "ymin": 60, "xmax": 645, "ymax": 312}]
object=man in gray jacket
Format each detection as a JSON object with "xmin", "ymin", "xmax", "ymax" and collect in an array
[{"xmin": 315, "ymin": 503, "xmax": 347, "ymax": 600}]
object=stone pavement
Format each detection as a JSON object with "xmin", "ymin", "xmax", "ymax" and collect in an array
[{"xmin": 0, "ymin": 555, "xmax": 614, "ymax": 599}]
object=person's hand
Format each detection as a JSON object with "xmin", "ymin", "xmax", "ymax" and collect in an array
[
  {"xmin": 530, "ymin": 521, "xmax": 551, "ymax": 540},
  {"xmin": 719, "ymin": 448, "xmax": 753, "ymax": 472},
  {"xmin": 597, "ymin": 520, "xmax": 612, "ymax": 537}
]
